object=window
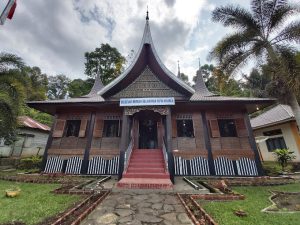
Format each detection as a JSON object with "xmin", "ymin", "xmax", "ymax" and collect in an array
[
  {"xmin": 218, "ymin": 119, "xmax": 237, "ymax": 137},
  {"xmin": 64, "ymin": 120, "xmax": 81, "ymax": 137},
  {"xmin": 103, "ymin": 120, "xmax": 121, "ymax": 137},
  {"xmin": 266, "ymin": 137, "xmax": 287, "ymax": 152},
  {"xmin": 176, "ymin": 120, "xmax": 194, "ymax": 137}
]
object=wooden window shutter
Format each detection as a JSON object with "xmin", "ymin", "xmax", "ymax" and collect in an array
[
  {"xmin": 171, "ymin": 116, "xmax": 177, "ymax": 138},
  {"xmin": 79, "ymin": 119, "xmax": 88, "ymax": 137},
  {"xmin": 235, "ymin": 118, "xmax": 248, "ymax": 137},
  {"xmin": 209, "ymin": 119, "xmax": 220, "ymax": 138},
  {"xmin": 52, "ymin": 119, "xmax": 66, "ymax": 138},
  {"xmin": 93, "ymin": 119, "xmax": 104, "ymax": 138}
]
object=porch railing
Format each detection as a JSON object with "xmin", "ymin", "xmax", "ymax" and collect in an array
[
  {"xmin": 124, "ymin": 138, "xmax": 133, "ymax": 172},
  {"xmin": 162, "ymin": 138, "xmax": 169, "ymax": 172}
]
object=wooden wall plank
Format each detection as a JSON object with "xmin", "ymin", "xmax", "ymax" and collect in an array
[{"xmin": 52, "ymin": 119, "xmax": 66, "ymax": 137}]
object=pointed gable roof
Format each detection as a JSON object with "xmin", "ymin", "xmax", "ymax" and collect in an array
[
  {"xmin": 191, "ymin": 67, "xmax": 217, "ymax": 98},
  {"xmin": 83, "ymin": 74, "xmax": 104, "ymax": 97},
  {"xmin": 98, "ymin": 17, "xmax": 194, "ymax": 98}
]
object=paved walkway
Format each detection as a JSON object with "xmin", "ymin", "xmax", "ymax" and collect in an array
[{"xmin": 81, "ymin": 191, "xmax": 193, "ymax": 225}]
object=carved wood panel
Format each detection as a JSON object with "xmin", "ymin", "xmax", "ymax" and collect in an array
[{"xmin": 113, "ymin": 66, "xmax": 183, "ymax": 98}]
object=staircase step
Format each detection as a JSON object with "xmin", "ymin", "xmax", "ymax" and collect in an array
[
  {"xmin": 117, "ymin": 178, "xmax": 173, "ymax": 189},
  {"xmin": 131, "ymin": 154, "xmax": 163, "ymax": 157},
  {"xmin": 130, "ymin": 159, "xmax": 164, "ymax": 163},
  {"xmin": 127, "ymin": 167, "xmax": 165, "ymax": 173},
  {"xmin": 129, "ymin": 162, "xmax": 165, "ymax": 167},
  {"xmin": 123, "ymin": 172, "xmax": 170, "ymax": 179}
]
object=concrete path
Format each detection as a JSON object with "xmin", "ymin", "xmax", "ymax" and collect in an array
[{"xmin": 81, "ymin": 191, "xmax": 193, "ymax": 225}]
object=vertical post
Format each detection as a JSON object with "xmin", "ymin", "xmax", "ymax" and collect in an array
[
  {"xmin": 244, "ymin": 113, "xmax": 264, "ymax": 176},
  {"xmin": 166, "ymin": 109, "xmax": 175, "ymax": 183},
  {"xmin": 118, "ymin": 111, "xmax": 130, "ymax": 180},
  {"xmin": 81, "ymin": 112, "xmax": 96, "ymax": 174},
  {"xmin": 201, "ymin": 112, "xmax": 215, "ymax": 175},
  {"xmin": 41, "ymin": 114, "xmax": 57, "ymax": 172}
]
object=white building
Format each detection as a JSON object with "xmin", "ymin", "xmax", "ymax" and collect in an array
[
  {"xmin": 251, "ymin": 104, "xmax": 300, "ymax": 162},
  {"xmin": 0, "ymin": 116, "xmax": 50, "ymax": 157}
]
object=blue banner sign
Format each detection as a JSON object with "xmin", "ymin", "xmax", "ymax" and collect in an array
[{"xmin": 120, "ymin": 97, "xmax": 175, "ymax": 106}]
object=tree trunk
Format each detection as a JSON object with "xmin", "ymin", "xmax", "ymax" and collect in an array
[{"xmin": 289, "ymin": 93, "xmax": 300, "ymax": 133}]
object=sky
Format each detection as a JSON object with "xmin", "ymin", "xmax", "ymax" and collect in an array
[{"xmin": 0, "ymin": 0, "xmax": 299, "ymax": 82}]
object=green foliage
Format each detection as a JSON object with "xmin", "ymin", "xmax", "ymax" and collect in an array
[
  {"xmin": 209, "ymin": 0, "xmax": 300, "ymax": 127},
  {"xmin": 23, "ymin": 66, "xmax": 48, "ymax": 101},
  {"xmin": 192, "ymin": 64, "xmax": 246, "ymax": 97},
  {"xmin": 199, "ymin": 183, "xmax": 300, "ymax": 225},
  {"xmin": 0, "ymin": 52, "xmax": 25, "ymax": 72},
  {"xmin": 179, "ymin": 73, "xmax": 191, "ymax": 86},
  {"xmin": 262, "ymin": 161, "xmax": 292, "ymax": 176},
  {"xmin": 47, "ymin": 74, "xmax": 71, "ymax": 100},
  {"xmin": 0, "ymin": 70, "xmax": 26, "ymax": 144},
  {"xmin": 22, "ymin": 106, "xmax": 53, "ymax": 126},
  {"xmin": 18, "ymin": 156, "xmax": 42, "ymax": 170},
  {"xmin": 210, "ymin": 0, "xmax": 300, "ymax": 75},
  {"xmin": 242, "ymin": 68, "xmax": 271, "ymax": 98},
  {"xmin": 0, "ymin": 180, "xmax": 81, "ymax": 225},
  {"xmin": 85, "ymin": 43, "xmax": 126, "ymax": 85},
  {"xmin": 273, "ymin": 148, "xmax": 296, "ymax": 172},
  {"xmin": 68, "ymin": 78, "xmax": 94, "ymax": 97}
]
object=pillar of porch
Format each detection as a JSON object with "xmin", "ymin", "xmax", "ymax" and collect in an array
[
  {"xmin": 244, "ymin": 113, "xmax": 264, "ymax": 176},
  {"xmin": 166, "ymin": 109, "xmax": 175, "ymax": 183},
  {"xmin": 41, "ymin": 114, "xmax": 57, "ymax": 172},
  {"xmin": 81, "ymin": 112, "xmax": 96, "ymax": 174},
  {"xmin": 118, "ymin": 111, "xmax": 131, "ymax": 180}
]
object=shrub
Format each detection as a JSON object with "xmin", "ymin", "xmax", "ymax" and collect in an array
[
  {"xmin": 273, "ymin": 149, "xmax": 296, "ymax": 172},
  {"xmin": 262, "ymin": 161, "xmax": 292, "ymax": 176},
  {"xmin": 18, "ymin": 155, "xmax": 42, "ymax": 170}
]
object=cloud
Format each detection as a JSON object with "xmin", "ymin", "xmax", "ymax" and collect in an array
[{"xmin": 3, "ymin": 0, "xmax": 297, "ymax": 82}]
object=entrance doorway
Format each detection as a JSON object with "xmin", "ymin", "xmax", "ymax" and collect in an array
[
  {"xmin": 139, "ymin": 119, "xmax": 158, "ymax": 149},
  {"xmin": 132, "ymin": 110, "xmax": 163, "ymax": 149}
]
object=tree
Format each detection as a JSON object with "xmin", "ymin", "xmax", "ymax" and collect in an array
[
  {"xmin": 85, "ymin": 43, "xmax": 126, "ymax": 85},
  {"xmin": 243, "ymin": 68, "xmax": 271, "ymax": 98},
  {"xmin": 0, "ymin": 52, "xmax": 25, "ymax": 143},
  {"xmin": 23, "ymin": 66, "xmax": 48, "ymax": 101},
  {"xmin": 273, "ymin": 148, "xmax": 296, "ymax": 172},
  {"xmin": 179, "ymin": 72, "xmax": 191, "ymax": 86},
  {"xmin": 192, "ymin": 64, "xmax": 245, "ymax": 96},
  {"xmin": 47, "ymin": 75, "xmax": 71, "ymax": 100},
  {"xmin": 68, "ymin": 78, "xmax": 94, "ymax": 98},
  {"xmin": 209, "ymin": 0, "xmax": 300, "ymax": 128},
  {"xmin": 0, "ymin": 52, "xmax": 24, "ymax": 73}
]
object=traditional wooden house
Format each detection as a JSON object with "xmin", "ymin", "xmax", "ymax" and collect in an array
[{"xmin": 28, "ymin": 14, "xmax": 274, "ymax": 188}]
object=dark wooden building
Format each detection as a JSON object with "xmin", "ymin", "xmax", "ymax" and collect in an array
[{"xmin": 28, "ymin": 15, "xmax": 274, "ymax": 188}]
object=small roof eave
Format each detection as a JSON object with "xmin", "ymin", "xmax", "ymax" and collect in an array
[
  {"xmin": 252, "ymin": 118, "xmax": 295, "ymax": 130},
  {"xmin": 98, "ymin": 20, "xmax": 194, "ymax": 96}
]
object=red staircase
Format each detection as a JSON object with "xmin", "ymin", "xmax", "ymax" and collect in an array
[{"xmin": 117, "ymin": 149, "xmax": 173, "ymax": 189}]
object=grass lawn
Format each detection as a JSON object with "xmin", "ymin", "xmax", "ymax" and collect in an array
[
  {"xmin": 198, "ymin": 182, "xmax": 300, "ymax": 225},
  {"xmin": 0, "ymin": 180, "xmax": 82, "ymax": 225}
]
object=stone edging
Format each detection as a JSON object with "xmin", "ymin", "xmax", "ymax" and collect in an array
[
  {"xmin": 177, "ymin": 193, "xmax": 218, "ymax": 225},
  {"xmin": 51, "ymin": 191, "xmax": 110, "ymax": 225},
  {"xmin": 262, "ymin": 191, "xmax": 300, "ymax": 214},
  {"xmin": 190, "ymin": 193, "xmax": 245, "ymax": 201}
]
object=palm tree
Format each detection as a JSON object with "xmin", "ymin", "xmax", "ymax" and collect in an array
[
  {"xmin": 0, "ymin": 52, "xmax": 25, "ymax": 143},
  {"xmin": 209, "ymin": 0, "xmax": 300, "ymax": 128}
]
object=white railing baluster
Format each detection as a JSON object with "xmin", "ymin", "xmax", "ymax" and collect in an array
[
  {"xmin": 124, "ymin": 138, "xmax": 133, "ymax": 172},
  {"xmin": 162, "ymin": 139, "xmax": 168, "ymax": 172}
]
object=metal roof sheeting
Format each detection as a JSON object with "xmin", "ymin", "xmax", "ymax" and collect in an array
[
  {"xmin": 18, "ymin": 116, "xmax": 50, "ymax": 131},
  {"xmin": 251, "ymin": 104, "xmax": 294, "ymax": 129}
]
